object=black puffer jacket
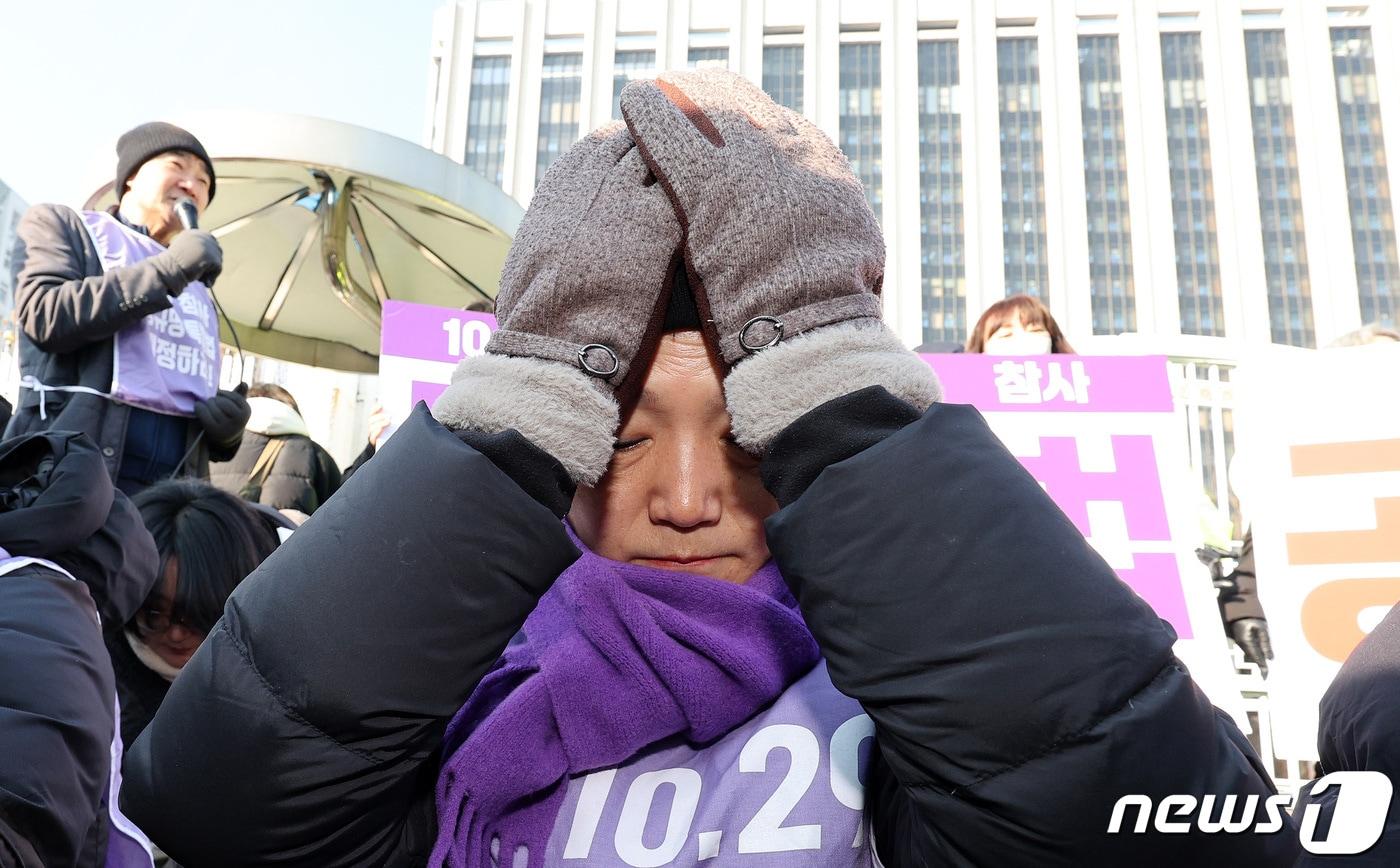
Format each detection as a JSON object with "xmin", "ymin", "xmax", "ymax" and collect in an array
[
  {"xmin": 209, "ymin": 429, "xmax": 342, "ymax": 515},
  {"xmin": 0, "ymin": 431, "xmax": 159, "ymax": 867},
  {"xmin": 124, "ymin": 395, "xmax": 1300, "ymax": 866},
  {"xmin": 1292, "ymin": 601, "xmax": 1400, "ymax": 864}
]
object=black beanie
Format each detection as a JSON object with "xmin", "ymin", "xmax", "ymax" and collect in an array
[
  {"xmin": 115, "ymin": 121, "xmax": 216, "ymax": 203},
  {"xmin": 662, "ymin": 261, "xmax": 702, "ymax": 331}
]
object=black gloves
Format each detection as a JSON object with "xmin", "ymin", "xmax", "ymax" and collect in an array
[
  {"xmin": 155, "ymin": 229, "xmax": 223, "ymax": 294},
  {"xmin": 195, "ymin": 388, "xmax": 250, "ymax": 450},
  {"xmin": 1230, "ymin": 617, "xmax": 1273, "ymax": 678}
]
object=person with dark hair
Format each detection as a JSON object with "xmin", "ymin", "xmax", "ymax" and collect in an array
[
  {"xmin": 6, "ymin": 121, "xmax": 249, "ymax": 495},
  {"xmin": 209, "ymin": 383, "xmax": 342, "ymax": 516},
  {"xmin": 966, "ymin": 293, "xmax": 1076, "ymax": 354},
  {"xmin": 0, "ymin": 430, "xmax": 159, "ymax": 867},
  {"xmin": 126, "ymin": 72, "xmax": 1296, "ymax": 867},
  {"xmin": 106, "ymin": 479, "xmax": 278, "ymax": 748}
]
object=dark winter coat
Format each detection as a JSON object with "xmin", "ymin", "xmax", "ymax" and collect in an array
[
  {"xmin": 1293, "ymin": 601, "xmax": 1400, "ymax": 865},
  {"xmin": 4, "ymin": 203, "xmax": 237, "ymax": 480},
  {"xmin": 209, "ymin": 431, "xmax": 342, "ymax": 515},
  {"xmin": 123, "ymin": 392, "xmax": 1301, "ymax": 866},
  {"xmin": 0, "ymin": 431, "xmax": 159, "ymax": 867},
  {"xmin": 1220, "ymin": 529, "xmax": 1266, "ymax": 624}
]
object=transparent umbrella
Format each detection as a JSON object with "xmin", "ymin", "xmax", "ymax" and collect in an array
[{"xmin": 85, "ymin": 112, "xmax": 523, "ymax": 373}]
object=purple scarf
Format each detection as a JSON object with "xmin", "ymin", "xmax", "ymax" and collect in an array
[{"xmin": 430, "ymin": 532, "xmax": 820, "ymax": 868}]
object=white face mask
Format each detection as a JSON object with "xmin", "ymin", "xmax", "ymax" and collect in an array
[
  {"xmin": 983, "ymin": 332, "xmax": 1052, "ymax": 356},
  {"xmin": 125, "ymin": 629, "xmax": 185, "ymax": 682}
]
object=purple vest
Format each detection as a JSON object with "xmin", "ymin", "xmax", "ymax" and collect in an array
[
  {"xmin": 537, "ymin": 661, "xmax": 878, "ymax": 867},
  {"xmin": 78, "ymin": 212, "xmax": 219, "ymax": 416}
]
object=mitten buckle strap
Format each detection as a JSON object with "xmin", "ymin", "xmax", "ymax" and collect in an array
[
  {"xmin": 739, "ymin": 316, "xmax": 785, "ymax": 353},
  {"xmin": 578, "ymin": 344, "xmax": 621, "ymax": 378}
]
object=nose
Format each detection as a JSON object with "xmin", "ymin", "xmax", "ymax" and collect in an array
[
  {"xmin": 648, "ymin": 436, "xmax": 724, "ymax": 530},
  {"xmin": 175, "ymin": 176, "xmax": 203, "ymax": 207},
  {"xmin": 164, "ymin": 622, "xmax": 202, "ymax": 648}
]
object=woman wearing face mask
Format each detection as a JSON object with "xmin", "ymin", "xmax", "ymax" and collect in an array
[
  {"xmin": 106, "ymin": 479, "xmax": 278, "ymax": 749},
  {"xmin": 966, "ymin": 294, "xmax": 1076, "ymax": 355}
]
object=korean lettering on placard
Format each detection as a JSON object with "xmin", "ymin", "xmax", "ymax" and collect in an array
[
  {"xmin": 147, "ymin": 293, "xmax": 218, "ymax": 387},
  {"xmin": 993, "ymin": 360, "xmax": 1092, "ymax": 405},
  {"xmin": 1283, "ymin": 439, "xmax": 1400, "ymax": 662},
  {"xmin": 1015, "ymin": 434, "xmax": 1193, "ymax": 637}
]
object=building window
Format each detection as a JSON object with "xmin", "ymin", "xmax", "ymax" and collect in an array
[
  {"xmin": 1244, "ymin": 30, "xmax": 1315, "ymax": 346},
  {"xmin": 1332, "ymin": 26, "xmax": 1400, "ymax": 326},
  {"xmin": 612, "ymin": 48, "xmax": 656, "ymax": 119},
  {"xmin": 839, "ymin": 41, "xmax": 883, "ymax": 221},
  {"xmin": 997, "ymin": 36, "xmax": 1050, "ymax": 301},
  {"xmin": 536, "ymin": 52, "xmax": 583, "ymax": 186},
  {"xmin": 1161, "ymin": 32, "xmax": 1225, "ymax": 336},
  {"xmin": 917, "ymin": 39, "xmax": 965, "ymax": 344},
  {"xmin": 464, "ymin": 54, "xmax": 511, "ymax": 188},
  {"xmin": 1079, "ymin": 34, "xmax": 1136, "ymax": 335},
  {"xmin": 762, "ymin": 44, "xmax": 804, "ymax": 112},
  {"xmin": 688, "ymin": 46, "xmax": 729, "ymax": 70}
]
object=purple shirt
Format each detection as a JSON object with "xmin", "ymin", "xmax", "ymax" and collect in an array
[
  {"xmin": 537, "ymin": 661, "xmax": 877, "ymax": 867},
  {"xmin": 79, "ymin": 211, "xmax": 218, "ymax": 416}
]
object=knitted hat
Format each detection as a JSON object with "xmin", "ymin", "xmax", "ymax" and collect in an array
[
  {"xmin": 115, "ymin": 122, "xmax": 216, "ymax": 202},
  {"xmin": 662, "ymin": 261, "xmax": 701, "ymax": 331}
]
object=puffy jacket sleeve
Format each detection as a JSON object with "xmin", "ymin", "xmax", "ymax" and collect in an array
[
  {"xmin": 0, "ymin": 565, "xmax": 113, "ymax": 868},
  {"xmin": 122, "ymin": 404, "xmax": 581, "ymax": 867},
  {"xmin": 1292, "ymin": 602, "xmax": 1400, "ymax": 866},
  {"xmin": 761, "ymin": 389, "xmax": 1300, "ymax": 867},
  {"xmin": 12, "ymin": 204, "xmax": 178, "ymax": 355},
  {"xmin": 311, "ymin": 440, "xmax": 344, "ymax": 509}
]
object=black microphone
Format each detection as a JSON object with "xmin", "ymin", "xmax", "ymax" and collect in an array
[
  {"xmin": 174, "ymin": 196, "xmax": 199, "ymax": 231},
  {"xmin": 170, "ymin": 192, "xmax": 243, "ymax": 375}
]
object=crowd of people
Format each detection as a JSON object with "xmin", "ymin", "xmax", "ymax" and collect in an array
[{"xmin": 0, "ymin": 69, "xmax": 1397, "ymax": 867}]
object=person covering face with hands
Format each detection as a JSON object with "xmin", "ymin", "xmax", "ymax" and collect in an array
[
  {"xmin": 7, "ymin": 121, "xmax": 248, "ymax": 494},
  {"xmin": 126, "ymin": 74, "xmax": 1298, "ymax": 868}
]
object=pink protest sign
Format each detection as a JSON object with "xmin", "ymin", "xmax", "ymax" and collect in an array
[
  {"xmin": 378, "ymin": 300, "xmax": 499, "ymax": 430},
  {"xmin": 919, "ymin": 354, "xmax": 1198, "ymax": 644},
  {"xmin": 919, "ymin": 354, "xmax": 1173, "ymax": 412},
  {"xmin": 381, "ymin": 300, "xmax": 496, "ymax": 364},
  {"xmin": 1017, "ymin": 434, "xmax": 1188, "ymax": 637}
]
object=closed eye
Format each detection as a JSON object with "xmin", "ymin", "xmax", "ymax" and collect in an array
[{"xmin": 613, "ymin": 437, "xmax": 646, "ymax": 451}]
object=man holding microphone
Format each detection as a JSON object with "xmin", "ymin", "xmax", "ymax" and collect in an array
[{"xmin": 6, "ymin": 121, "xmax": 249, "ymax": 494}]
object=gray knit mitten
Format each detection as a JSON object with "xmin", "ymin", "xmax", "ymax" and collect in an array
[
  {"xmin": 620, "ymin": 70, "xmax": 939, "ymax": 453},
  {"xmin": 432, "ymin": 122, "xmax": 682, "ymax": 484}
]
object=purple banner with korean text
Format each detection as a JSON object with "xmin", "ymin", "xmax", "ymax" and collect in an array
[
  {"xmin": 920, "ymin": 354, "xmax": 1173, "ymax": 413},
  {"xmin": 378, "ymin": 300, "xmax": 499, "ymax": 439},
  {"xmin": 380, "ymin": 299, "xmax": 496, "ymax": 364}
]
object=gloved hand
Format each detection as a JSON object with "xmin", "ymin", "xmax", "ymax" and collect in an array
[
  {"xmin": 153, "ymin": 229, "xmax": 223, "ymax": 294},
  {"xmin": 432, "ymin": 122, "xmax": 682, "ymax": 485},
  {"xmin": 620, "ymin": 70, "xmax": 939, "ymax": 454},
  {"xmin": 1230, "ymin": 617, "xmax": 1273, "ymax": 678},
  {"xmin": 195, "ymin": 388, "xmax": 251, "ymax": 451}
]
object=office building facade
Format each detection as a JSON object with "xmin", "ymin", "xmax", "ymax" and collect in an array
[{"xmin": 425, "ymin": 0, "xmax": 1400, "ymax": 353}]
